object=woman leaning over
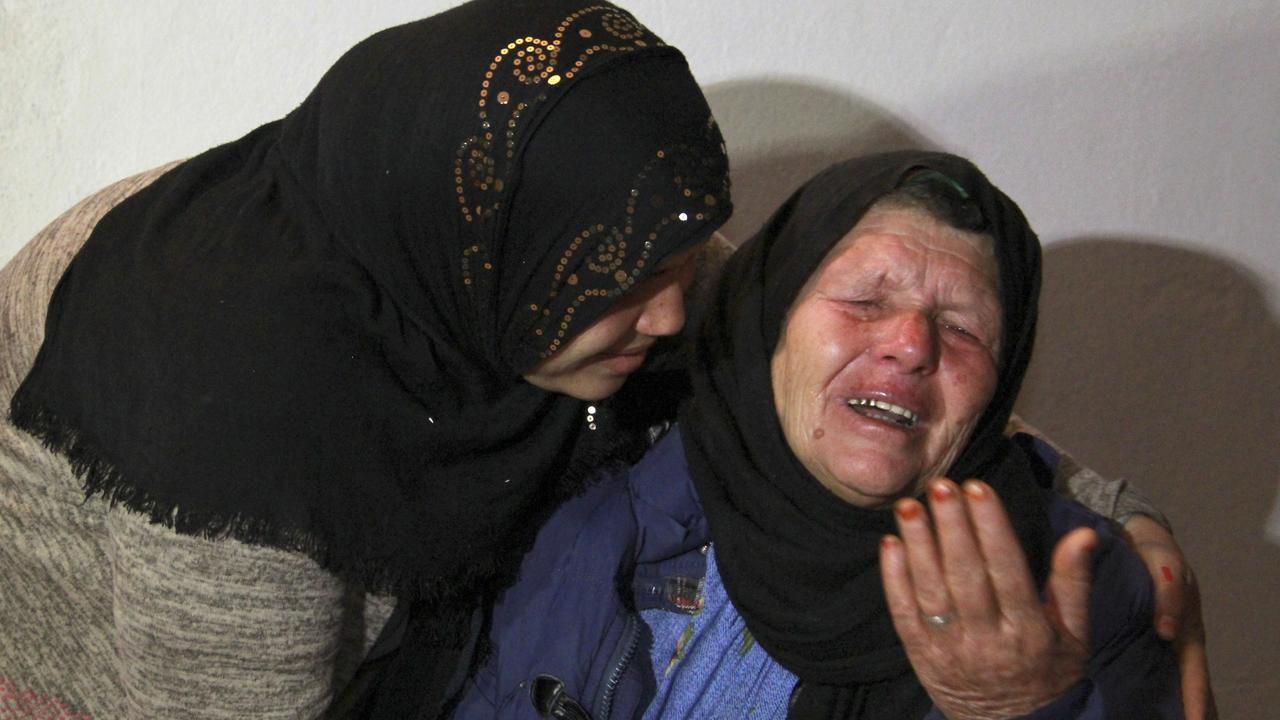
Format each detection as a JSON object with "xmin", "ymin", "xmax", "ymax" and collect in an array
[
  {"xmin": 0, "ymin": 1, "xmax": 730, "ymax": 717},
  {"xmin": 447, "ymin": 152, "xmax": 1183, "ymax": 718}
]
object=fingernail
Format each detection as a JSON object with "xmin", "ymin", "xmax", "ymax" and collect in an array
[
  {"xmin": 929, "ymin": 481, "xmax": 952, "ymax": 503},
  {"xmin": 880, "ymin": 535, "xmax": 897, "ymax": 551},
  {"xmin": 1159, "ymin": 617, "xmax": 1178, "ymax": 638},
  {"xmin": 1161, "ymin": 566, "xmax": 1175, "ymax": 583},
  {"xmin": 895, "ymin": 500, "xmax": 921, "ymax": 521},
  {"xmin": 962, "ymin": 480, "xmax": 987, "ymax": 500}
]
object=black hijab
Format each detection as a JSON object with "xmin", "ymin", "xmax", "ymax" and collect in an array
[
  {"xmin": 10, "ymin": 0, "xmax": 730, "ymax": 613},
  {"xmin": 680, "ymin": 151, "xmax": 1047, "ymax": 719}
]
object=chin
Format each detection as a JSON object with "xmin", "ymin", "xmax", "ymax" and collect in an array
[
  {"xmin": 823, "ymin": 458, "xmax": 923, "ymax": 508},
  {"xmin": 567, "ymin": 378, "xmax": 626, "ymax": 402},
  {"xmin": 565, "ymin": 387, "xmax": 611, "ymax": 402}
]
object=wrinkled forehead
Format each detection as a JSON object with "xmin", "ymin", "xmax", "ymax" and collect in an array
[{"xmin": 801, "ymin": 202, "xmax": 999, "ymax": 301}]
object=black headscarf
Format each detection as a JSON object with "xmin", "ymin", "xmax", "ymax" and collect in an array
[
  {"xmin": 10, "ymin": 0, "xmax": 730, "ymax": 614},
  {"xmin": 680, "ymin": 151, "xmax": 1047, "ymax": 719}
]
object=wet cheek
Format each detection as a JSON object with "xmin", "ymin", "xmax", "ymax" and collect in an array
[
  {"xmin": 948, "ymin": 367, "xmax": 977, "ymax": 390},
  {"xmin": 945, "ymin": 351, "xmax": 998, "ymax": 400},
  {"xmin": 792, "ymin": 325, "xmax": 852, "ymax": 379},
  {"xmin": 774, "ymin": 361, "xmax": 816, "ymax": 446},
  {"xmin": 937, "ymin": 381, "xmax": 997, "ymax": 466}
]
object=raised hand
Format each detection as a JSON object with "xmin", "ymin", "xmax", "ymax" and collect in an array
[{"xmin": 880, "ymin": 478, "xmax": 1097, "ymax": 720}]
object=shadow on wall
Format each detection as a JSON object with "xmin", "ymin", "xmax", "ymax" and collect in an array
[
  {"xmin": 702, "ymin": 79, "xmax": 932, "ymax": 243},
  {"xmin": 1017, "ymin": 238, "xmax": 1280, "ymax": 713}
]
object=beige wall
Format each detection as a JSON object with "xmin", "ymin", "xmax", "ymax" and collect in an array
[{"xmin": 3, "ymin": 1, "xmax": 1277, "ymax": 715}]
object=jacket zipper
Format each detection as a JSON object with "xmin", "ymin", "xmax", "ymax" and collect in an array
[
  {"xmin": 594, "ymin": 614, "xmax": 641, "ymax": 720},
  {"xmin": 529, "ymin": 674, "xmax": 592, "ymax": 719}
]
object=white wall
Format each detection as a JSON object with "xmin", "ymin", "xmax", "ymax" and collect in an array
[{"xmin": 3, "ymin": 1, "xmax": 1277, "ymax": 715}]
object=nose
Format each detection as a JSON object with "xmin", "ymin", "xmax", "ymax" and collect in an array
[
  {"xmin": 877, "ymin": 310, "xmax": 939, "ymax": 374},
  {"xmin": 634, "ymin": 276, "xmax": 687, "ymax": 337}
]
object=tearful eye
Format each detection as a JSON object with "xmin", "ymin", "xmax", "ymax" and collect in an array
[{"xmin": 942, "ymin": 320, "xmax": 990, "ymax": 347}]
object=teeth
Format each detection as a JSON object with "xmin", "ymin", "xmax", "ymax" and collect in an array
[{"xmin": 847, "ymin": 398, "xmax": 919, "ymax": 428}]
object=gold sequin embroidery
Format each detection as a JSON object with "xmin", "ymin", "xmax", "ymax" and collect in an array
[
  {"xmin": 533, "ymin": 120, "xmax": 731, "ymax": 358},
  {"xmin": 454, "ymin": 5, "xmax": 668, "ymax": 291}
]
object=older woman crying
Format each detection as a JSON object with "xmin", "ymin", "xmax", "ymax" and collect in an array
[{"xmin": 441, "ymin": 151, "xmax": 1183, "ymax": 719}]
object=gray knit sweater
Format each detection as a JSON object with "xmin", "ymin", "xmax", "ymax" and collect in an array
[{"xmin": 0, "ymin": 167, "xmax": 393, "ymax": 719}]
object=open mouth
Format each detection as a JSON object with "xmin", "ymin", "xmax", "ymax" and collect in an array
[{"xmin": 847, "ymin": 398, "xmax": 919, "ymax": 429}]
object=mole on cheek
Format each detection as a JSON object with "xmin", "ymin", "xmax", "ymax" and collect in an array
[{"xmin": 812, "ymin": 428, "xmax": 825, "ymax": 440}]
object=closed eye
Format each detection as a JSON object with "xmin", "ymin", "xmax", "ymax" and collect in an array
[
  {"xmin": 840, "ymin": 299, "xmax": 883, "ymax": 319},
  {"xmin": 941, "ymin": 319, "xmax": 996, "ymax": 350}
]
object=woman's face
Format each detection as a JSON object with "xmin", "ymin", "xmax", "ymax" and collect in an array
[
  {"xmin": 770, "ymin": 204, "xmax": 1002, "ymax": 507},
  {"xmin": 522, "ymin": 243, "xmax": 702, "ymax": 400}
]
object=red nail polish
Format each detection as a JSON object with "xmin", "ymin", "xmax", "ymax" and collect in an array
[
  {"xmin": 895, "ymin": 502, "xmax": 921, "ymax": 521},
  {"xmin": 929, "ymin": 482, "xmax": 951, "ymax": 502},
  {"xmin": 1161, "ymin": 566, "xmax": 1175, "ymax": 583},
  {"xmin": 881, "ymin": 535, "xmax": 895, "ymax": 551}
]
